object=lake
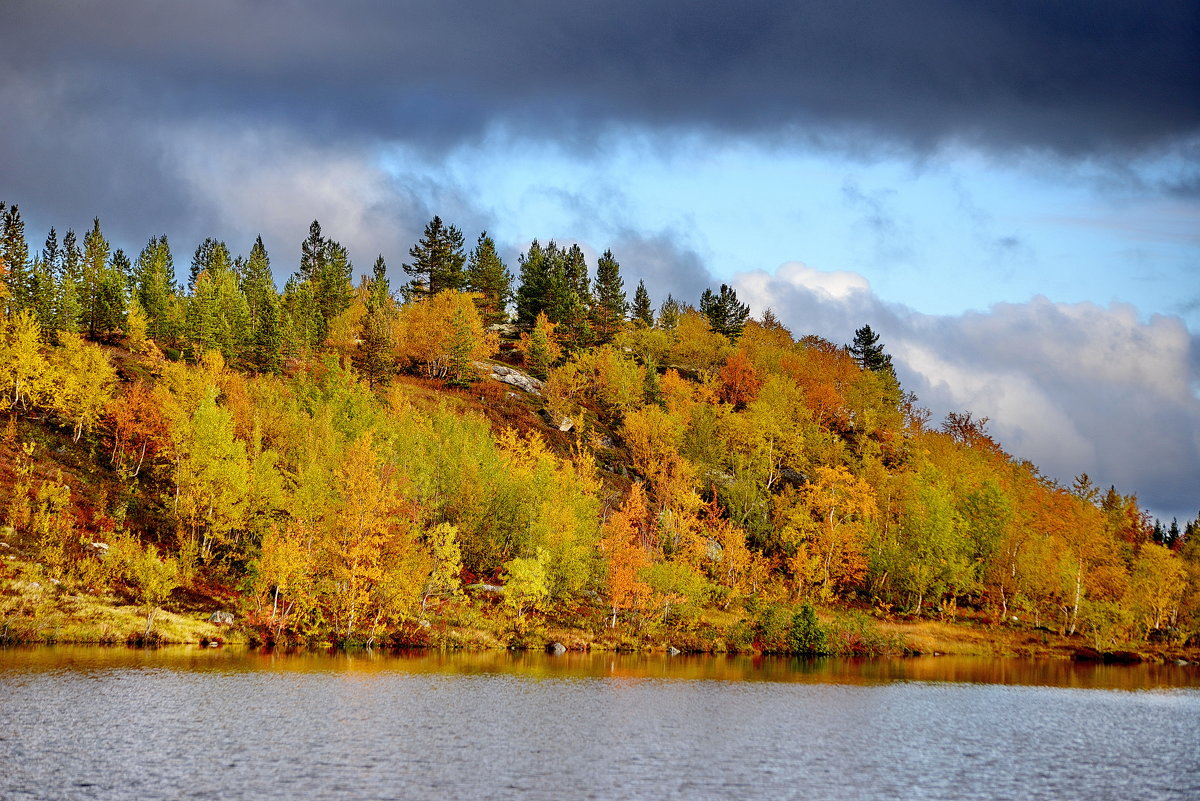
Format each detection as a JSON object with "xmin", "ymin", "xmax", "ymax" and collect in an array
[{"xmin": 1, "ymin": 647, "xmax": 1197, "ymax": 800}]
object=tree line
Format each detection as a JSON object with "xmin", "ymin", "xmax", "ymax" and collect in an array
[{"xmin": 0, "ymin": 199, "xmax": 1196, "ymax": 651}]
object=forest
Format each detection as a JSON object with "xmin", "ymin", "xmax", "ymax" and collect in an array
[{"xmin": 0, "ymin": 201, "xmax": 1197, "ymax": 656}]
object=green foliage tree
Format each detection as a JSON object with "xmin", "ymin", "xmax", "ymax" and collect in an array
[
  {"xmin": 135, "ymin": 235, "xmax": 176, "ymax": 342},
  {"xmin": 849, "ymin": 324, "xmax": 893, "ymax": 373},
  {"xmin": 403, "ymin": 216, "xmax": 466, "ymax": 300},
  {"xmin": 591, "ymin": 249, "xmax": 626, "ymax": 342},
  {"xmin": 699, "ymin": 284, "xmax": 750, "ymax": 340},
  {"xmin": 632, "ymin": 279, "xmax": 654, "ymax": 327},
  {"xmin": 465, "ymin": 231, "xmax": 512, "ymax": 325}
]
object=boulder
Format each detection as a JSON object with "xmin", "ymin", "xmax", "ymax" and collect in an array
[
  {"xmin": 477, "ymin": 362, "xmax": 544, "ymax": 395},
  {"xmin": 208, "ymin": 611, "xmax": 235, "ymax": 625},
  {"xmin": 667, "ymin": 646, "xmax": 681, "ymax": 656},
  {"xmin": 546, "ymin": 642, "xmax": 567, "ymax": 655}
]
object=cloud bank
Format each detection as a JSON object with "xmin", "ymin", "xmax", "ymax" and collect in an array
[{"xmin": 736, "ymin": 263, "xmax": 1200, "ymax": 521}]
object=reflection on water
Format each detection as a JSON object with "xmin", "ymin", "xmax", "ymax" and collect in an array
[
  {"xmin": 1, "ymin": 644, "xmax": 1197, "ymax": 690},
  {"xmin": 1, "ymin": 647, "xmax": 1198, "ymax": 801}
]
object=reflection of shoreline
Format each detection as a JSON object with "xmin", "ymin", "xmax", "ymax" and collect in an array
[{"xmin": 1, "ymin": 646, "xmax": 1197, "ymax": 691}]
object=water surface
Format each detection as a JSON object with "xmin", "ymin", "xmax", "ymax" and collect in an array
[{"xmin": 2, "ymin": 647, "xmax": 1196, "ymax": 800}]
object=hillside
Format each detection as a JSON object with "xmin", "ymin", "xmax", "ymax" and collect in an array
[{"xmin": 1, "ymin": 205, "xmax": 1197, "ymax": 659}]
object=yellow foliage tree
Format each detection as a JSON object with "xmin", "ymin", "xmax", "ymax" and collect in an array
[
  {"xmin": 393, "ymin": 290, "xmax": 497, "ymax": 384},
  {"xmin": 49, "ymin": 332, "xmax": 117, "ymax": 442}
]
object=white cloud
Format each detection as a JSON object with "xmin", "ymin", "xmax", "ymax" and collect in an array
[{"xmin": 733, "ymin": 263, "xmax": 1200, "ymax": 521}]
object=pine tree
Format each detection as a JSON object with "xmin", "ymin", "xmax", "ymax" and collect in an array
[
  {"xmin": 465, "ymin": 232, "xmax": 512, "ymax": 325},
  {"xmin": 699, "ymin": 284, "xmax": 749, "ymax": 339},
  {"xmin": 354, "ymin": 304, "xmax": 395, "ymax": 388},
  {"xmin": 367, "ymin": 254, "xmax": 391, "ymax": 311},
  {"xmin": 135, "ymin": 235, "xmax": 175, "ymax": 342},
  {"xmin": 632, "ymin": 280, "xmax": 653, "ymax": 327},
  {"xmin": 189, "ymin": 238, "xmax": 233, "ymax": 288},
  {"xmin": 56, "ymin": 229, "xmax": 83, "ymax": 335},
  {"xmin": 251, "ymin": 291, "xmax": 283, "ymax": 374},
  {"xmin": 288, "ymin": 221, "xmax": 352, "ymax": 347},
  {"xmin": 848, "ymin": 324, "xmax": 893, "ymax": 373},
  {"xmin": 1, "ymin": 204, "xmax": 31, "ymax": 315},
  {"xmin": 80, "ymin": 218, "xmax": 110, "ymax": 338},
  {"xmin": 93, "ymin": 249, "xmax": 129, "ymax": 341},
  {"xmin": 592, "ymin": 249, "xmax": 626, "ymax": 342},
  {"xmin": 515, "ymin": 239, "xmax": 549, "ymax": 328},
  {"xmin": 240, "ymin": 235, "xmax": 276, "ymax": 330},
  {"xmin": 403, "ymin": 216, "xmax": 465, "ymax": 300}
]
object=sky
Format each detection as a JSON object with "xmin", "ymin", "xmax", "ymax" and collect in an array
[{"xmin": 2, "ymin": 0, "xmax": 1198, "ymax": 521}]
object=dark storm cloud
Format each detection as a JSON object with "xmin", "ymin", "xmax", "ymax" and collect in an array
[{"xmin": 3, "ymin": 0, "xmax": 1197, "ymax": 154}]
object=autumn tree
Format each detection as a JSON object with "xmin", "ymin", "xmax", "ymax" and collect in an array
[
  {"xmin": 599, "ymin": 482, "xmax": 654, "ymax": 627},
  {"xmin": 48, "ymin": 332, "xmax": 117, "ymax": 441},
  {"xmin": 393, "ymin": 290, "xmax": 496, "ymax": 384}
]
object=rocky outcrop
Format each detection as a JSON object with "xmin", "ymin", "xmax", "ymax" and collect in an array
[
  {"xmin": 208, "ymin": 611, "xmax": 235, "ymax": 625},
  {"xmin": 546, "ymin": 641, "xmax": 567, "ymax": 655},
  {"xmin": 476, "ymin": 362, "xmax": 544, "ymax": 395}
]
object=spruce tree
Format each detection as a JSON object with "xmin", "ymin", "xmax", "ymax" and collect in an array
[
  {"xmin": 81, "ymin": 218, "xmax": 110, "ymax": 338},
  {"xmin": 632, "ymin": 280, "xmax": 653, "ymax": 327},
  {"xmin": 592, "ymin": 249, "xmax": 626, "ymax": 341},
  {"xmin": 699, "ymin": 283, "xmax": 750, "ymax": 339},
  {"xmin": 403, "ymin": 216, "xmax": 466, "ymax": 300},
  {"xmin": 465, "ymin": 232, "xmax": 512, "ymax": 325},
  {"xmin": 251, "ymin": 291, "xmax": 283, "ymax": 374},
  {"xmin": 515, "ymin": 239, "xmax": 549, "ymax": 328},
  {"xmin": 1, "ymin": 204, "xmax": 31, "ymax": 315},
  {"xmin": 288, "ymin": 222, "xmax": 352, "ymax": 347},
  {"xmin": 367, "ymin": 254, "xmax": 391, "ymax": 311},
  {"xmin": 135, "ymin": 236, "xmax": 175, "ymax": 342},
  {"xmin": 241, "ymin": 235, "xmax": 276, "ymax": 330}
]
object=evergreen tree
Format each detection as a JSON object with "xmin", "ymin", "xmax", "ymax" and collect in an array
[
  {"xmin": 632, "ymin": 279, "xmax": 653, "ymax": 327},
  {"xmin": 403, "ymin": 216, "xmax": 466, "ymax": 300},
  {"xmin": 54, "ymin": 229, "xmax": 83, "ymax": 336},
  {"xmin": 699, "ymin": 284, "xmax": 750, "ymax": 339},
  {"xmin": 93, "ymin": 249, "xmax": 129, "ymax": 341},
  {"xmin": 465, "ymin": 232, "xmax": 512, "ymax": 325},
  {"xmin": 251, "ymin": 291, "xmax": 283, "ymax": 374},
  {"xmin": 1, "ymin": 204, "xmax": 31, "ymax": 315},
  {"xmin": 515, "ymin": 239, "xmax": 549, "ymax": 328},
  {"xmin": 240, "ymin": 235, "xmax": 276, "ymax": 329},
  {"xmin": 848, "ymin": 324, "xmax": 893, "ymax": 373},
  {"xmin": 80, "ymin": 218, "xmax": 110, "ymax": 337},
  {"xmin": 592, "ymin": 249, "xmax": 626, "ymax": 341},
  {"xmin": 354, "ymin": 304, "xmax": 395, "ymax": 388},
  {"xmin": 135, "ymin": 235, "xmax": 175, "ymax": 342},
  {"xmin": 367, "ymin": 254, "xmax": 391, "ymax": 311},
  {"xmin": 288, "ymin": 221, "xmax": 352, "ymax": 347},
  {"xmin": 657, "ymin": 294, "xmax": 682, "ymax": 330},
  {"xmin": 190, "ymin": 238, "xmax": 233, "ymax": 288}
]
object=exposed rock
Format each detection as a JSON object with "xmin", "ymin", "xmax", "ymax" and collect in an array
[
  {"xmin": 208, "ymin": 611, "xmax": 235, "ymax": 625},
  {"xmin": 476, "ymin": 362, "xmax": 544, "ymax": 395},
  {"xmin": 467, "ymin": 583, "xmax": 505, "ymax": 595},
  {"xmin": 538, "ymin": 407, "xmax": 574, "ymax": 432},
  {"xmin": 667, "ymin": 646, "xmax": 681, "ymax": 656},
  {"xmin": 488, "ymin": 323, "xmax": 520, "ymax": 339},
  {"xmin": 88, "ymin": 542, "xmax": 110, "ymax": 555},
  {"xmin": 547, "ymin": 641, "xmax": 567, "ymax": 655}
]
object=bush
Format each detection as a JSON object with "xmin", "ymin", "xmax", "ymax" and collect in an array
[{"xmin": 787, "ymin": 603, "xmax": 829, "ymax": 655}]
